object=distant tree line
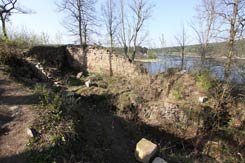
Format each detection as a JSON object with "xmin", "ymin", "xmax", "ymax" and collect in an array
[{"xmin": 151, "ymin": 39, "xmax": 245, "ymax": 58}]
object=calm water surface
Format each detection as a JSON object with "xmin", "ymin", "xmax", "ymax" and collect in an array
[{"xmin": 143, "ymin": 55, "xmax": 245, "ymax": 84}]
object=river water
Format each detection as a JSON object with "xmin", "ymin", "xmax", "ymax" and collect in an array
[{"xmin": 143, "ymin": 55, "xmax": 245, "ymax": 84}]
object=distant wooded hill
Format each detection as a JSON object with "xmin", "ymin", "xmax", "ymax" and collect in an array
[{"xmin": 149, "ymin": 39, "xmax": 245, "ymax": 58}]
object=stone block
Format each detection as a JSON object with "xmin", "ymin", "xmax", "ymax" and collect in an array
[
  {"xmin": 135, "ymin": 138, "xmax": 158, "ymax": 163},
  {"xmin": 152, "ymin": 157, "xmax": 168, "ymax": 163}
]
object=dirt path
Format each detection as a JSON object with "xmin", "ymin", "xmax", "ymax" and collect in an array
[{"xmin": 0, "ymin": 66, "xmax": 36, "ymax": 163}]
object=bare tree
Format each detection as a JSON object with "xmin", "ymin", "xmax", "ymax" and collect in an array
[
  {"xmin": 117, "ymin": 0, "xmax": 134, "ymax": 60},
  {"xmin": 175, "ymin": 25, "xmax": 188, "ymax": 70},
  {"xmin": 118, "ymin": 0, "xmax": 127, "ymax": 57},
  {"xmin": 102, "ymin": 0, "xmax": 118, "ymax": 76},
  {"xmin": 0, "ymin": 0, "xmax": 32, "ymax": 40},
  {"xmin": 159, "ymin": 33, "xmax": 165, "ymax": 54},
  {"xmin": 192, "ymin": 0, "xmax": 216, "ymax": 64},
  {"xmin": 213, "ymin": 0, "xmax": 245, "ymax": 79},
  {"xmin": 58, "ymin": 0, "xmax": 97, "ymax": 74},
  {"xmin": 130, "ymin": 0, "xmax": 153, "ymax": 61}
]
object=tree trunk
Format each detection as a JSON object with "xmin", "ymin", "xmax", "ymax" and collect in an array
[
  {"xmin": 181, "ymin": 47, "xmax": 185, "ymax": 70},
  {"xmin": 120, "ymin": 0, "xmax": 128, "ymax": 59},
  {"xmin": 123, "ymin": 43, "xmax": 128, "ymax": 59},
  {"xmin": 82, "ymin": 44, "xmax": 88, "ymax": 76},
  {"xmin": 225, "ymin": 0, "xmax": 238, "ymax": 80},
  {"xmin": 77, "ymin": 0, "xmax": 82, "ymax": 45},
  {"xmin": 127, "ymin": 40, "xmax": 131, "ymax": 57},
  {"xmin": 109, "ymin": 34, "xmax": 113, "ymax": 76},
  {"xmin": 201, "ymin": 44, "xmax": 207, "ymax": 66},
  {"xmin": 1, "ymin": 16, "xmax": 8, "ymax": 40},
  {"xmin": 132, "ymin": 32, "xmax": 138, "ymax": 61},
  {"xmin": 77, "ymin": 0, "xmax": 87, "ymax": 75},
  {"xmin": 82, "ymin": 27, "xmax": 88, "ymax": 75},
  {"xmin": 79, "ymin": 24, "xmax": 83, "ymax": 45}
]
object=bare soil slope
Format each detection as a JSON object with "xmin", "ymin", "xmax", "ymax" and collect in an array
[{"xmin": 0, "ymin": 65, "xmax": 36, "ymax": 163}]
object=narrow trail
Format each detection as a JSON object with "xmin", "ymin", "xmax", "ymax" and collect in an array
[{"xmin": 0, "ymin": 66, "xmax": 36, "ymax": 163}]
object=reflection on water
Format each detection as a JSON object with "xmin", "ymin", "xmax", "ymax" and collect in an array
[{"xmin": 143, "ymin": 55, "xmax": 245, "ymax": 84}]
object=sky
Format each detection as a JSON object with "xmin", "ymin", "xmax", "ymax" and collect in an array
[{"xmin": 10, "ymin": 0, "xmax": 199, "ymax": 47}]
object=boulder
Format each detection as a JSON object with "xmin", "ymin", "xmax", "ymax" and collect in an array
[
  {"xmin": 85, "ymin": 79, "xmax": 92, "ymax": 88},
  {"xmin": 135, "ymin": 138, "xmax": 158, "ymax": 163},
  {"xmin": 76, "ymin": 72, "xmax": 83, "ymax": 79},
  {"xmin": 35, "ymin": 63, "xmax": 43, "ymax": 70},
  {"xmin": 54, "ymin": 81, "xmax": 62, "ymax": 86},
  {"xmin": 9, "ymin": 106, "xmax": 18, "ymax": 111},
  {"xmin": 198, "ymin": 96, "xmax": 208, "ymax": 103},
  {"xmin": 152, "ymin": 157, "xmax": 168, "ymax": 163},
  {"xmin": 26, "ymin": 128, "xmax": 39, "ymax": 138},
  {"xmin": 180, "ymin": 70, "xmax": 187, "ymax": 74}
]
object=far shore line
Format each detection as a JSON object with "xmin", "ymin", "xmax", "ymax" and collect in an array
[{"xmin": 136, "ymin": 55, "xmax": 245, "ymax": 63}]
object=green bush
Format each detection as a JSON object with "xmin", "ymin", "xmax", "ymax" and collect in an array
[{"xmin": 196, "ymin": 70, "xmax": 213, "ymax": 90}]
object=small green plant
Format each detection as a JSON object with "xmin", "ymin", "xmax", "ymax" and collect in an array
[
  {"xmin": 172, "ymin": 84, "xmax": 182, "ymax": 100},
  {"xmin": 66, "ymin": 76, "xmax": 82, "ymax": 86},
  {"xmin": 34, "ymin": 84, "xmax": 62, "ymax": 117},
  {"xmin": 196, "ymin": 70, "xmax": 213, "ymax": 90},
  {"xmin": 34, "ymin": 84, "xmax": 50, "ymax": 106},
  {"xmin": 219, "ymin": 141, "xmax": 245, "ymax": 163},
  {"xmin": 30, "ymin": 84, "xmax": 77, "ymax": 163}
]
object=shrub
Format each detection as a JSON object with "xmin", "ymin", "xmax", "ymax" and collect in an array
[
  {"xmin": 0, "ymin": 40, "xmax": 20, "ymax": 64},
  {"xmin": 7, "ymin": 28, "xmax": 49, "ymax": 48},
  {"xmin": 166, "ymin": 68, "xmax": 179, "ymax": 76},
  {"xmin": 195, "ymin": 70, "xmax": 213, "ymax": 91}
]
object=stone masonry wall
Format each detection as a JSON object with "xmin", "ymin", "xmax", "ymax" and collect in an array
[
  {"xmin": 28, "ymin": 45, "xmax": 142, "ymax": 77},
  {"xmin": 86, "ymin": 46, "xmax": 141, "ymax": 77}
]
